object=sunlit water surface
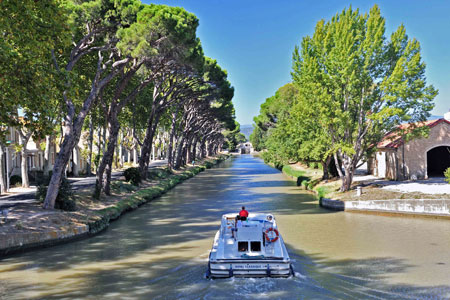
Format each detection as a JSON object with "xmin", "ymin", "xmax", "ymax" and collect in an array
[{"xmin": 1, "ymin": 155, "xmax": 450, "ymax": 299}]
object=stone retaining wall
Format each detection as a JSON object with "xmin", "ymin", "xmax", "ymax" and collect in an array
[
  {"xmin": 320, "ymin": 197, "xmax": 450, "ymax": 218},
  {"xmin": 320, "ymin": 198, "xmax": 345, "ymax": 211},
  {"xmin": 345, "ymin": 199, "xmax": 450, "ymax": 216},
  {"xmin": 0, "ymin": 225, "xmax": 89, "ymax": 256}
]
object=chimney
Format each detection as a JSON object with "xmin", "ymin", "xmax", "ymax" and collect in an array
[{"xmin": 445, "ymin": 109, "xmax": 450, "ymax": 122}]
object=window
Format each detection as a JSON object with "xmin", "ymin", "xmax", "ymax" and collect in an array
[
  {"xmin": 238, "ymin": 241, "xmax": 248, "ymax": 252},
  {"xmin": 251, "ymin": 241, "xmax": 261, "ymax": 252}
]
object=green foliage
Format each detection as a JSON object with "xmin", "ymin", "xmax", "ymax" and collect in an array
[
  {"xmin": 316, "ymin": 186, "xmax": 330, "ymax": 200},
  {"xmin": 253, "ymin": 5, "xmax": 436, "ymax": 192},
  {"xmin": 292, "ymin": 5, "xmax": 436, "ymax": 191},
  {"xmin": 147, "ymin": 168, "xmax": 172, "ymax": 180},
  {"xmin": 124, "ymin": 167, "xmax": 141, "ymax": 186},
  {"xmin": 301, "ymin": 180, "xmax": 309, "ymax": 189},
  {"xmin": 444, "ymin": 167, "xmax": 450, "ymax": 184},
  {"xmin": 10, "ymin": 175, "xmax": 22, "ymax": 187},
  {"xmin": 282, "ymin": 165, "xmax": 305, "ymax": 178},
  {"xmin": 251, "ymin": 83, "xmax": 300, "ymax": 164},
  {"xmin": 110, "ymin": 181, "xmax": 138, "ymax": 193},
  {"xmin": 224, "ymin": 122, "xmax": 246, "ymax": 152},
  {"xmin": 36, "ymin": 177, "xmax": 76, "ymax": 211},
  {"xmin": 0, "ymin": 0, "xmax": 71, "ymax": 142}
]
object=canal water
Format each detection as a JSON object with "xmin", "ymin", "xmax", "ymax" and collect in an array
[{"xmin": 1, "ymin": 155, "xmax": 450, "ymax": 299}]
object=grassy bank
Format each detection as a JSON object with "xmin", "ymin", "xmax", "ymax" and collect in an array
[
  {"xmin": 280, "ymin": 163, "xmax": 340, "ymax": 200},
  {"xmin": 87, "ymin": 155, "xmax": 229, "ymax": 234}
]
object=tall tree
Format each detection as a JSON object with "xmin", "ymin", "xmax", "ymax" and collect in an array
[
  {"xmin": 43, "ymin": 0, "xmax": 141, "ymax": 209},
  {"xmin": 0, "ymin": 0, "xmax": 70, "ymax": 191},
  {"xmin": 291, "ymin": 5, "xmax": 437, "ymax": 191}
]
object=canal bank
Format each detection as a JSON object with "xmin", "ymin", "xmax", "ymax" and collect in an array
[
  {"xmin": 276, "ymin": 160, "xmax": 450, "ymax": 220},
  {"xmin": 0, "ymin": 155, "xmax": 229, "ymax": 257}
]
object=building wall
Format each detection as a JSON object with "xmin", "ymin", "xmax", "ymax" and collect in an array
[
  {"xmin": 3, "ymin": 126, "xmax": 89, "ymax": 180},
  {"xmin": 401, "ymin": 122, "xmax": 450, "ymax": 180},
  {"xmin": 372, "ymin": 149, "xmax": 398, "ymax": 180},
  {"xmin": 371, "ymin": 121, "xmax": 450, "ymax": 180}
]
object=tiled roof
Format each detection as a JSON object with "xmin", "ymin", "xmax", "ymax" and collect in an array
[{"xmin": 377, "ymin": 118, "xmax": 450, "ymax": 149}]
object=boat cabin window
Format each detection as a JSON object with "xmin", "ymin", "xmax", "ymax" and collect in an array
[
  {"xmin": 251, "ymin": 241, "xmax": 261, "ymax": 252},
  {"xmin": 238, "ymin": 241, "xmax": 248, "ymax": 252}
]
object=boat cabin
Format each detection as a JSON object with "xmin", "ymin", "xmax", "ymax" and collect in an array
[
  {"xmin": 218, "ymin": 213, "xmax": 281, "ymax": 258},
  {"xmin": 208, "ymin": 212, "xmax": 292, "ymax": 278}
]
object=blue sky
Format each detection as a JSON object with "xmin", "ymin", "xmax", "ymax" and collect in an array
[{"xmin": 148, "ymin": 0, "xmax": 450, "ymax": 125}]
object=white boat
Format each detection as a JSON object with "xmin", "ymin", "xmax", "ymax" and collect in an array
[{"xmin": 207, "ymin": 213, "xmax": 293, "ymax": 278}]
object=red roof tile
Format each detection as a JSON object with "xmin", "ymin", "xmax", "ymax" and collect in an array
[{"xmin": 377, "ymin": 118, "xmax": 450, "ymax": 149}]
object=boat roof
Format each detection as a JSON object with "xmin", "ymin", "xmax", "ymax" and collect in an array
[{"xmin": 222, "ymin": 212, "xmax": 275, "ymax": 221}]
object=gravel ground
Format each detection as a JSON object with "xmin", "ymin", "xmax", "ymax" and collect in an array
[
  {"xmin": 352, "ymin": 171, "xmax": 450, "ymax": 195},
  {"xmin": 381, "ymin": 179, "xmax": 450, "ymax": 194}
]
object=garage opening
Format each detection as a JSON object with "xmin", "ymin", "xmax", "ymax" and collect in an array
[{"xmin": 427, "ymin": 146, "xmax": 450, "ymax": 177}]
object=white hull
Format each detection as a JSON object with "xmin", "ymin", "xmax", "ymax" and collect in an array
[
  {"xmin": 207, "ymin": 213, "xmax": 293, "ymax": 278},
  {"xmin": 208, "ymin": 259, "xmax": 293, "ymax": 278}
]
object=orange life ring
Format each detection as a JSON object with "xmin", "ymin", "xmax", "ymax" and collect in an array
[{"xmin": 265, "ymin": 228, "xmax": 279, "ymax": 243}]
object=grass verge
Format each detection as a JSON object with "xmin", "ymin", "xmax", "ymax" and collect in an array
[{"xmin": 87, "ymin": 155, "xmax": 229, "ymax": 234}]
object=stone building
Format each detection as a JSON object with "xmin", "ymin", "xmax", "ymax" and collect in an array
[{"xmin": 369, "ymin": 112, "xmax": 450, "ymax": 180}]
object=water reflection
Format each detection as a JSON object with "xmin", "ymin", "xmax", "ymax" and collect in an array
[{"xmin": 1, "ymin": 155, "xmax": 450, "ymax": 299}]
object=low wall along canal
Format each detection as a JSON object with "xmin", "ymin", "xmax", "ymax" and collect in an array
[
  {"xmin": 1, "ymin": 155, "xmax": 449, "ymax": 299},
  {"xmin": 321, "ymin": 197, "xmax": 450, "ymax": 218}
]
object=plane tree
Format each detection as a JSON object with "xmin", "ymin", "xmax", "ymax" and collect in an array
[
  {"xmin": 93, "ymin": 3, "xmax": 204, "ymax": 197},
  {"xmin": 291, "ymin": 5, "xmax": 437, "ymax": 191},
  {"xmin": 0, "ymin": 0, "xmax": 70, "ymax": 190},
  {"xmin": 43, "ymin": 0, "xmax": 142, "ymax": 209}
]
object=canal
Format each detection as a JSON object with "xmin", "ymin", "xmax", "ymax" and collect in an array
[{"xmin": 1, "ymin": 155, "xmax": 450, "ymax": 299}]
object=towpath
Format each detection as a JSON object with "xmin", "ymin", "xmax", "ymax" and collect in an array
[{"xmin": 0, "ymin": 160, "xmax": 167, "ymax": 209}]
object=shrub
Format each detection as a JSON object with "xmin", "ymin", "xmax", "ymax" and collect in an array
[
  {"xmin": 36, "ymin": 177, "xmax": 76, "ymax": 211},
  {"xmin": 316, "ymin": 187, "xmax": 326, "ymax": 200},
  {"xmin": 110, "ymin": 181, "xmax": 138, "ymax": 193},
  {"xmin": 445, "ymin": 167, "xmax": 450, "ymax": 184},
  {"xmin": 10, "ymin": 175, "xmax": 22, "ymax": 186},
  {"xmin": 147, "ymin": 168, "xmax": 171, "ymax": 180},
  {"xmin": 301, "ymin": 180, "xmax": 309, "ymax": 189},
  {"xmin": 124, "ymin": 167, "xmax": 141, "ymax": 186},
  {"xmin": 35, "ymin": 171, "xmax": 46, "ymax": 185},
  {"xmin": 123, "ymin": 162, "xmax": 134, "ymax": 168},
  {"xmin": 307, "ymin": 183, "xmax": 313, "ymax": 190}
]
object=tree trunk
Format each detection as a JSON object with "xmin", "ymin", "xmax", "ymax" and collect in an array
[
  {"xmin": 139, "ymin": 110, "xmax": 161, "ymax": 179},
  {"xmin": 167, "ymin": 111, "xmax": 178, "ymax": 170},
  {"xmin": 104, "ymin": 158, "xmax": 113, "ymax": 195},
  {"xmin": 43, "ymin": 132, "xmax": 78, "ymax": 209},
  {"xmin": 186, "ymin": 138, "xmax": 192, "ymax": 164},
  {"xmin": 72, "ymin": 147, "xmax": 79, "ymax": 176},
  {"xmin": 96, "ymin": 124, "xmax": 102, "ymax": 172},
  {"xmin": 94, "ymin": 112, "xmax": 120, "ymax": 199},
  {"xmin": 0, "ymin": 144, "xmax": 6, "ymax": 194},
  {"xmin": 133, "ymin": 145, "xmax": 138, "ymax": 166},
  {"xmin": 20, "ymin": 149, "xmax": 29, "ymax": 188},
  {"xmin": 174, "ymin": 136, "xmax": 186, "ymax": 169},
  {"xmin": 43, "ymin": 135, "xmax": 52, "ymax": 176},
  {"xmin": 87, "ymin": 116, "xmax": 94, "ymax": 176},
  {"xmin": 322, "ymin": 156, "xmax": 332, "ymax": 180},
  {"xmin": 18, "ymin": 132, "xmax": 31, "ymax": 188},
  {"xmin": 192, "ymin": 138, "xmax": 198, "ymax": 161},
  {"xmin": 118, "ymin": 135, "xmax": 123, "ymax": 168},
  {"xmin": 200, "ymin": 137, "xmax": 207, "ymax": 158}
]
